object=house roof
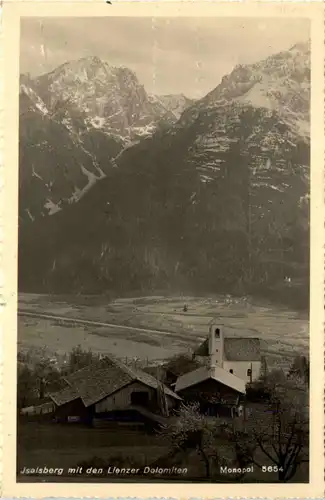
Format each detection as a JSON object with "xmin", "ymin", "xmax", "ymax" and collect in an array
[
  {"xmin": 194, "ymin": 337, "xmax": 262, "ymax": 361},
  {"xmin": 51, "ymin": 356, "xmax": 181, "ymax": 408},
  {"xmin": 175, "ymin": 365, "xmax": 246, "ymax": 394}
]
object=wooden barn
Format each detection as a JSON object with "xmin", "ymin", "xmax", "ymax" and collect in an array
[
  {"xmin": 175, "ymin": 364, "xmax": 246, "ymax": 417},
  {"xmin": 49, "ymin": 356, "xmax": 181, "ymax": 429}
]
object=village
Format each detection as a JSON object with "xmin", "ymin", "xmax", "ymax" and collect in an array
[
  {"xmin": 21, "ymin": 323, "xmax": 262, "ymax": 423},
  {"xmin": 18, "ymin": 317, "xmax": 309, "ymax": 483}
]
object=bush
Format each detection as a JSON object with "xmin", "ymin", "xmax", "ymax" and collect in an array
[{"xmin": 165, "ymin": 353, "xmax": 201, "ymax": 374}]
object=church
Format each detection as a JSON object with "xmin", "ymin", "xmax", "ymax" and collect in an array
[{"xmin": 193, "ymin": 323, "xmax": 263, "ymax": 383}]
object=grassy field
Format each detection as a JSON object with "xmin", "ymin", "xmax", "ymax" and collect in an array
[
  {"xmin": 18, "ymin": 293, "xmax": 309, "ymax": 370},
  {"xmin": 17, "ymin": 420, "xmax": 308, "ymax": 483},
  {"xmin": 17, "ymin": 421, "xmax": 168, "ymax": 474}
]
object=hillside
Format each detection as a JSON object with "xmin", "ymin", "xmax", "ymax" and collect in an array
[{"xmin": 19, "ymin": 43, "xmax": 310, "ymax": 308}]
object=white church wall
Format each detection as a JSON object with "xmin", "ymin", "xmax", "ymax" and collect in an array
[{"xmin": 223, "ymin": 361, "xmax": 261, "ymax": 382}]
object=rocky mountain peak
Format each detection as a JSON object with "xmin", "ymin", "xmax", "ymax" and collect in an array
[
  {"xmin": 289, "ymin": 40, "xmax": 310, "ymax": 54},
  {"xmin": 156, "ymin": 93, "xmax": 195, "ymax": 119},
  {"xmin": 27, "ymin": 56, "xmax": 178, "ymax": 140},
  {"xmin": 178, "ymin": 41, "xmax": 309, "ymax": 142}
]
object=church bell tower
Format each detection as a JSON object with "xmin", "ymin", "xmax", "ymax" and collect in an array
[{"xmin": 208, "ymin": 323, "xmax": 224, "ymax": 368}]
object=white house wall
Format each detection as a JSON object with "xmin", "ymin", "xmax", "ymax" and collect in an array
[{"xmin": 222, "ymin": 361, "xmax": 261, "ymax": 382}]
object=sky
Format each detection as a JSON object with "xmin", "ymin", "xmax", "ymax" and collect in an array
[{"xmin": 20, "ymin": 17, "xmax": 310, "ymax": 98}]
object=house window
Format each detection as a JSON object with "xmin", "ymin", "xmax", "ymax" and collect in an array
[
  {"xmin": 229, "ymin": 369, "xmax": 233, "ymax": 374},
  {"xmin": 247, "ymin": 369, "xmax": 252, "ymax": 377},
  {"xmin": 215, "ymin": 328, "xmax": 220, "ymax": 337},
  {"xmin": 131, "ymin": 391, "xmax": 149, "ymax": 407}
]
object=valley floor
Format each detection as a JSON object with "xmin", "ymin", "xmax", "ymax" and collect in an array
[{"xmin": 17, "ymin": 293, "xmax": 309, "ymax": 370}]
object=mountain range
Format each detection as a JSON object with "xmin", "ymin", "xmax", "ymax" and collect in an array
[
  {"xmin": 19, "ymin": 43, "xmax": 310, "ymax": 309},
  {"xmin": 19, "ymin": 60, "xmax": 192, "ymax": 220}
]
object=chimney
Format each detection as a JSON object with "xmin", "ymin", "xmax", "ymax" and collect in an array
[{"xmin": 209, "ymin": 324, "xmax": 224, "ymax": 371}]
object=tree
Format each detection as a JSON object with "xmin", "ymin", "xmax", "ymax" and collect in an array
[
  {"xmin": 159, "ymin": 403, "xmax": 251, "ymax": 480},
  {"xmin": 17, "ymin": 346, "xmax": 100, "ymax": 410},
  {"xmin": 159, "ymin": 353, "xmax": 201, "ymax": 387},
  {"xmin": 17, "ymin": 357, "xmax": 62, "ymax": 409},
  {"xmin": 66, "ymin": 345, "xmax": 101, "ymax": 374},
  {"xmin": 246, "ymin": 358, "xmax": 273, "ymax": 402},
  {"xmin": 17, "ymin": 364, "xmax": 38, "ymax": 409},
  {"xmin": 34, "ymin": 360, "xmax": 62, "ymax": 391},
  {"xmin": 163, "ymin": 353, "xmax": 201, "ymax": 377},
  {"xmin": 158, "ymin": 403, "xmax": 215, "ymax": 478},
  {"xmin": 235, "ymin": 372, "xmax": 309, "ymax": 482},
  {"xmin": 288, "ymin": 355, "xmax": 309, "ymax": 387}
]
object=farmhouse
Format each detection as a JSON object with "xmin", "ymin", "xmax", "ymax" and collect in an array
[
  {"xmin": 193, "ymin": 323, "xmax": 262, "ymax": 383},
  {"xmin": 49, "ymin": 356, "xmax": 181, "ymax": 428}
]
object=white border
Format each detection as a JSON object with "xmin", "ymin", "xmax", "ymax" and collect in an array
[{"xmin": 1, "ymin": 1, "xmax": 324, "ymax": 497}]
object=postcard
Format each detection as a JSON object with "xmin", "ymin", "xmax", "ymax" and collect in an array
[{"xmin": 1, "ymin": 0, "xmax": 324, "ymax": 497}]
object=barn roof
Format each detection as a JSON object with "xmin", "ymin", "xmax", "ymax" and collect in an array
[
  {"xmin": 194, "ymin": 337, "xmax": 262, "ymax": 361},
  {"xmin": 51, "ymin": 356, "xmax": 181, "ymax": 408},
  {"xmin": 175, "ymin": 365, "xmax": 246, "ymax": 394},
  {"xmin": 49, "ymin": 385, "xmax": 80, "ymax": 406},
  {"xmin": 126, "ymin": 362, "xmax": 181, "ymax": 401}
]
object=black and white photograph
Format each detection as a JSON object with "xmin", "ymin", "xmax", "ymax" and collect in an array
[{"xmin": 14, "ymin": 12, "xmax": 313, "ymax": 486}]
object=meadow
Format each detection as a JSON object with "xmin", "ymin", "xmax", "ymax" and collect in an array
[{"xmin": 18, "ymin": 293, "xmax": 309, "ymax": 370}]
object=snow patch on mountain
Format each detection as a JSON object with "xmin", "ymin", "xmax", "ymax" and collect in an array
[
  {"xmin": 90, "ymin": 116, "xmax": 107, "ymax": 129},
  {"xmin": 68, "ymin": 161, "xmax": 106, "ymax": 205},
  {"xmin": 31, "ymin": 165, "xmax": 43, "ymax": 181},
  {"xmin": 25, "ymin": 209, "xmax": 35, "ymax": 222},
  {"xmin": 129, "ymin": 123, "xmax": 157, "ymax": 138},
  {"xmin": 20, "ymin": 84, "xmax": 49, "ymax": 116},
  {"xmin": 44, "ymin": 199, "xmax": 62, "ymax": 215}
]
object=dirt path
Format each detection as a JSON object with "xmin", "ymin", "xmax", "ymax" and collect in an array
[{"xmin": 18, "ymin": 310, "xmax": 183, "ymax": 338}]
